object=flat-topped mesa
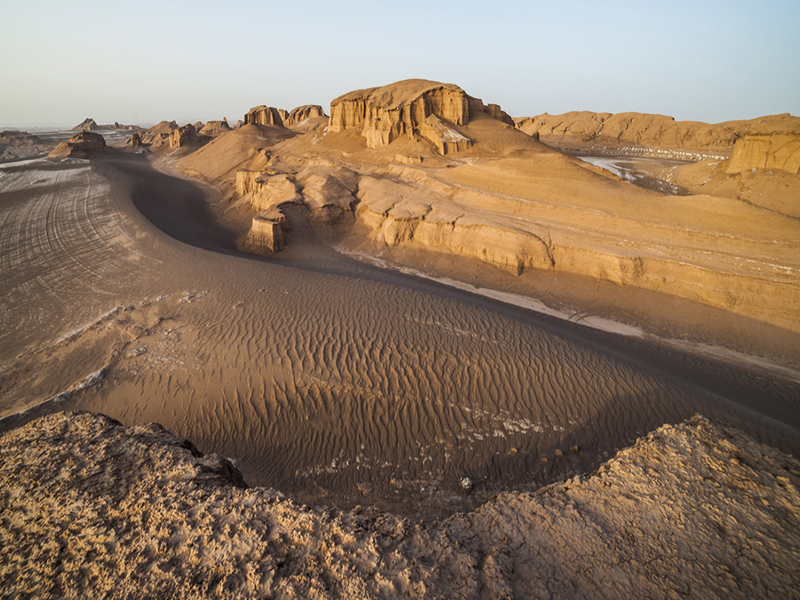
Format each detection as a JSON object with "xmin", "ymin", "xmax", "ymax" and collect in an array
[
  {"xmin": 726, "ymin": 133, "xmax": 800, "ymax": 174},
  {"xmin": 47, "ymin": 131, "xmax": 106, "ymax": 158},
  {"xmin": 329, "ymin": 79, "xmax": 513, "ymax": 155},
  {"xmin": 284, "ymin": 105, "xmax": 327, "ymax": 128},
  {"xmin": 244, "ymin": 105, "xmax": 285, "ymax": 128}
]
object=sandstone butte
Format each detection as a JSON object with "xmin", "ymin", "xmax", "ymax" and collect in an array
[
  {"xmin": 1, "ymin": 410, "xmax": 798, "ymax": 599},
  {"xmin": 173, "ymin": 78, "xmax": 800, "ymax": 334}
]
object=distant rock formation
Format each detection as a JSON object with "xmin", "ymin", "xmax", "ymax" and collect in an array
[
  {"xmin": 244, "ymin": 106, "xmax": 285, "ymax": 128},
  {"xmin": 47, "ymin": 131, "xmax": 106, "ymax": 158},
  {"xmin": 126, "ymin": 132, "xmax": 142, "ymax": 148},
  {"xmin": 328, "ymin": 79, "xmax": 515, "ymax": 155},
  {"xmin": 515, "ymin": 111, "xmax": 800, "ymax": 159},
  {"xmin": 199, "ymin": 119, "xmax": 231, "ymax": 136},
  {"xmin": 72, "ymin": 118, "xmax": 98, "ymax": 131},
  {"xmin": 284, "ymin": 105, "xmax": 327, "ymax": 128},
  {"xmin": 3, "ymin": 411, "xmax": 799, "ymax": 599},
  {"xmin": 169, "ymin": 124, "xmax": 202, "ymax": 149},
  {"xmin": 0, "ymin": 130, "xmax": 48, "ymax": 160},
  {"xmin": 140, "ymin": 121, "xmax": 178, "ymax": 145},
  {"xmin": 725, "ymin": 133, "xmax": 800, "ymax": 174}
]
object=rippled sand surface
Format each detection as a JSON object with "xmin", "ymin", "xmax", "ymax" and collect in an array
[{"xmin": 1, "ymin": 155, "xmax": 798, "ymax": 516}]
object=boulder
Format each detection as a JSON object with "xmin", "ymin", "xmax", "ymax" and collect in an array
[{"xmin": 47, "ymin": 131, "xmax": 106, "ymax": 158}]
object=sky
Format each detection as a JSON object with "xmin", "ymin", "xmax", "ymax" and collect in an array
[{"xmin": 1, "ymin": 0, "xmax": 798, "ymax": 128}]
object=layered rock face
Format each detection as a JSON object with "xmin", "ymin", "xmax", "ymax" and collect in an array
[
  {"xmin": 244, "ymin": 212, "xmax": 285, "ymax": 253},
  {"xmin": 726, "ymin": 133, "xmax": 800, "ymax": 174},
  {"xmin": 47, "ymin": 131, "xmax": 106, "ymax": 158},
  {"xmin": 329, "ymin": 79, "xmax": 516, "ymax": 155},
  {"xmin": 515, "ymin": 111, "xmax": 800, "ymax": 159},
  {"xmin": 72, "ymin": 118, "xmax": 98, "ymax": 131},
  {"xmin": 2, "ymin": 411, "xmax": 799, "ymax": 599},
  {"xmin": 168, "ymin": 124, "xmax": 200, "ymax": 149},
  {"xmin": 284, "ymin": 105, "xmax": 327, "ymax": 128},
  {"xmin": 244, "ymin": 105, "xmax": 285, "ymax": 127}
]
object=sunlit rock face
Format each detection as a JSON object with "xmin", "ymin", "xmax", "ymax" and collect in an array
[
  {"xmin": 244, "ymin": 105, "xmax": 286, "ymax": 128},
  {"xmin": 328, "ymin": 79, "xmax": 513, "ymax": 155},
  {"xmin": 47, "ymin": 131, "xmax": 106, "ymax": 158},
  {"xmin": 726, "ymin": 133, "xmax": 800, "ymax": 174}
]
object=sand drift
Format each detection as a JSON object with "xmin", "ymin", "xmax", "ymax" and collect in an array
[{"xmin": 1, "ymin": 155, "xmax": 799, "ymax": 517}]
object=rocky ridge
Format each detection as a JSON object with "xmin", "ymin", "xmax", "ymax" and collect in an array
[
  {"xmin": 1, "ymin": 411, "xmax": 798, "ymax": 599},
  {"xmin": 515, "ymin": 111, "xmax": 800, "ymax": 159}
]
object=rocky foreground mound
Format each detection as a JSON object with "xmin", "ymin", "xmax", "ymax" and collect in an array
[{"xmin": 1, "ymin": 412, "xmax": 798, "ymax": 599}]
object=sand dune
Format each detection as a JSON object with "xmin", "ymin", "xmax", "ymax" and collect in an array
[{"xmin": 2, "ymin": 154, "xmax": 799, "ymax": 517}]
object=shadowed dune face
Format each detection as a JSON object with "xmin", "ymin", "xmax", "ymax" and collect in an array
[{"xmin": 2, "ymin": 155, "xmax": 799, "ymax": 517}]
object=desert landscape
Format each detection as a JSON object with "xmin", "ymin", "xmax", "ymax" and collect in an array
[
  {"xmin": 1, "ymin": 74, "xmax": 799, "ymax": 596},
  {"xmin": 2, "ymin": 0, "xmax": 800, "ymax": 592}
]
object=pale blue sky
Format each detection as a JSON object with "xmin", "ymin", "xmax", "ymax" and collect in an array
[{"xmin": 1, "ymin": 0, "xmax": 798, "ymax": 128}]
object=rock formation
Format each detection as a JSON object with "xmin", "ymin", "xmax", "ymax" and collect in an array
[
  {"xmin": 126, "ymin": 132, "xmax": 142, "ymax": 148},
  {"xmin": 1, "ymin": 411, "xmax": 799, "ymax": 599},
  {"xmin": 284, "ymin": 105, "xmax": 327, "ymax": 128},
  {"xmin": 47, "ymin": 131, "xmax": 106, "ymax": 158},
  {"xmin": 328, "ymin": 79, "xmax": 516, "ymax": 155},
  {"xmin": 140, "ymin": 120, "xmax": 178, "ymax": 145},
  {"xmin": 199, "ymin": 119, "xmax": 231, "ymax": 136},
  {"xmin": 244, "ymin": 211, "xmax": 286, "ymax": 254},
  {"xmin": 725, "ymin": 133, "xmax": 800, "ymax": 174},
  {"xmin": 244, "ymin": 105, "xmax": 285, "ymax": 128},
  {"xmin": 169, "ymin": 124, "xmax": 198, "ymax": 149},
  {"xmin": 72, "ymin": 117, "xmax": 98, "ymax": 131},
  {"xmin": 515, "ymin": 111, "xmax": 800, "ymax": 159},
  {"xmin": 0, "ymin": 130, "xmax": 48, "ymax": 160}
]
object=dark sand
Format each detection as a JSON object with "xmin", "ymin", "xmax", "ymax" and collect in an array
[{"xmin": 1, "ymin": 152, "xmax": 799, "ymax": 517}]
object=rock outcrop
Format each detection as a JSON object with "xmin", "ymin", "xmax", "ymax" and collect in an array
[
  {"xmin": 2, "ymin": 411, "xmax": 799, "ymax": 599},
  {"xmin": 199, "ymin": 119, "xmax": 231, "ymax": 136},
  {"xmin": 244, "ymin": 211, "xmax": 286, "ymax": 254},
  {"xmin": 169, "ymin": 124, "xmax": 198, "ymax": 149},
  {"xmin": 244, "ymin": 105, "xmax": 285, "ymax": 128},
  {"xmin": 140, "ymin": 120, "xmax": 178, "ymax": 145},
  {"xmin": 284, "ymin": 105, "xmax": 327, "ymax": 128},
  {"xmin": 725, "ymin": 133, "xmax": 800, "ymax": 174},
  {"xmin": 0, "ymin": 130, "xmax": 48, "ymax": 160},
  {"xmin": 126, "ymin": 132, "xmax": 142, "ymax": 148},
  {"xmin": 47, "ymin": 131, "xmax": 106, "ymax": 158},
  {"xmin": 515, "ymin": 111, "xmax": 800, "ymax": 159},
  {"xmin": 328, "ymin": 79, "xmax": 515, "ymax": 155},
  {"xmin": 72, "ymin": 118, "xmax": 98, "ymax": 131}
]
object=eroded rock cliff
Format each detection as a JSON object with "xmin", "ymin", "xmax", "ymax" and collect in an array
[
  {"xmin": 726, "ymin": 133, "xmax": 800, "ymax": 174},
  {"xmin": 2, "ymin": 411, "xmax": 798, "ymax": 599},
  {"xmin": 245, "ymin": 105, "xmax": 285, "ymax": 128},
  {"xmin": 328, "ymin": 79, "xmax": 515, "ymax": 155},
  {"xmin": 284, "ymin": 105, "xmax": 327, "ymax": 128}
]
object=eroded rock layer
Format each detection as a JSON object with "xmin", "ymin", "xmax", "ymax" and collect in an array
[
  {"xmin": 1, "ymin": 411, "xmax": 798, "ymax": 599},
  {"xmin": 329, "ymin": 79, "xmax": 513, "ymax": 154},
  {"xmin": 245, "ymin": 105, "xmax": 285, "ymax": 128}
]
